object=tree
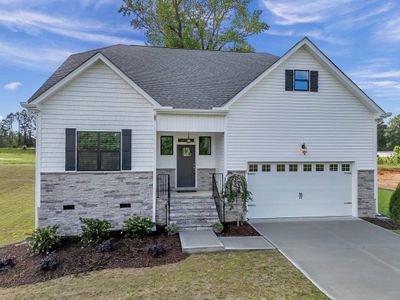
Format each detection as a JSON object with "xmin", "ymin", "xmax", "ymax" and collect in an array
[
  {"xmin": 384, "ymin": 115, "xmax": 400, "ymax": 151},
  {"xmin": 377, "ymin": 121, "xmax": 387, "ymax": 151},
  {"xmin": 119, "ymin": 0, "xmax": 269, "ymax": 52},
  {"xmin": 224, "ymin": 174, "xmax": 252, "ymax": 226}
]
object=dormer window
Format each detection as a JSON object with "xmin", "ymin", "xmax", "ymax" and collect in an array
[{"xmin": 294, "ymin": 70, "xmax": 309, "ymax": 91}]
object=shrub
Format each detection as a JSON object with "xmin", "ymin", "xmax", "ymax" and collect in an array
[
  {"xmin": 147, "ymin": 243, "xmax": 166, "ymax": 257},
  {"xmin": 165, "ymin": 223, "xmax": 178, "ymax": 235},
  {"xmin": 28, "ymin": 225, "xmax": 61, "ymax": 255},
  {"xmin": 96, "ymin": 238, "xmax": 114, "ymax": 253},
  {"xmin": 123, "ymin": 215, "xmax": 154, "ymax": 239},
  {"xmin": 39, "ymin": 253, "xmax": 58, "ymax": 271},
  {"xmin": 389, "ymin": 183, "xmax": 400, "ymax": 221},
  {"xmin": 212, "ymin": 223, "xmax": 224, "ymax": 233},
  {"xmin": 0, "ymin": 255, "xmax": 16, "ymax": 272},
  {"xmin": 80, "ymin": 218, "xmax": 111, "ymax": 246}
]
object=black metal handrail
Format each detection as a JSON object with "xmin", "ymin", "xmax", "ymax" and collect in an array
[
  {"xmin": 212, "ymin": 173, "xmax": 225, "ymax": 223},
  {"xmin": 157, "ymin": 174, "xmax": 171, "ymax": 225}
]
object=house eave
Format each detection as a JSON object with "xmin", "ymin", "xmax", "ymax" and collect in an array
[{"xmin": 154, "ymin": 107, "xmax": 229, "ymax": 115}]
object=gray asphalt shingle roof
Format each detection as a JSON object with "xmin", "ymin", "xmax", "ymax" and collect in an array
[{"xmin": 28, "ymin": 45, "xmax": 279, "ymax": 109}]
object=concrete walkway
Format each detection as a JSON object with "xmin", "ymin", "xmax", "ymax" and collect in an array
[
  {"xmin": 219, "ymin": 236, "xmax": 274, "ymax": 250},
  {"xmin": 179, "ymin": 230, "xmax": 274, "ymax": 253},
  {"xmin": 250, "ymin": 217, "xmax": 400, "ymax": 300}
]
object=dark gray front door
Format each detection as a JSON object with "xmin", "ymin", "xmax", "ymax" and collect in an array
[{"xmin": 177, "ymin": 145, "xmax": 195, "ymax": 188}]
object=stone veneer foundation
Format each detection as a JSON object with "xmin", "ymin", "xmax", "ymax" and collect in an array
[
  {"xmin": 357, "ymin": 170, "xmax": 376, "ymax": 217},
  {"xmin": 39, "ymin": 172, "xmax": 153, "ymax": 236}
]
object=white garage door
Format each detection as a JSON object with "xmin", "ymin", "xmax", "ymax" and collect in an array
[{"xmin": 247, "ymin": 162, "xmax": 352, "ymax": 218}]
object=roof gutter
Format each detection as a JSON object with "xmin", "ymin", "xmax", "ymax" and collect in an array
[
  {"xmin": 21, "ymin": 101, "xmax": 39, "ymax": 112},
  {"xmin": 154, "ymin": 107, "xmax": 228, "ymax": 115}
]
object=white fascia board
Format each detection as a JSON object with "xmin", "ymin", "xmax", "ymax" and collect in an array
[
  {"xmin": 29, "ymin": 53, "xmax": 161, "ymax": 108},
  {"xmin": 222, "ymin": 37, "xmax": 387, "ymax": 118}
]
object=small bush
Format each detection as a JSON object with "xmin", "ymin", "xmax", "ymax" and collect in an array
[
  {"xmin": 389, "ymin": 183, "xmax": 400, "ymax": 221},
  {"xmin": 212, "ymin": 223, "xmax": 224, "ymax": 233},
  {"xmin": 147, "ymin": 243, "xmax": 166, "ymax": 257},
  {"xmin": 28, "ymin": 225, "xmax": 61, "ymax": 255},
  {"xmin": 0, "ymin": 255, "xmax": 16, "ymax": 272},
  {"xmin": 80, "ymin": 218, "xmax": 111, "ymax": 246},
  {"xmin": 96, "ymin": 238, "xmax": 114, "ymax": 253},
  {"xmin": 165, "ymin": 223, "xmax": 178, "ymax": 235},
  {"xmin": 123, "ymin": 215, "xmax": 154, "ymax": 239},
  {"xmin": 39, "ymin": 253, "xmax": 58, "ymax": 271}
]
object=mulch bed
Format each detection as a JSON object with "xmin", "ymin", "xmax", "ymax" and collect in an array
[
  {"xmin": 362, "ymin": 217, "xmax": 400, "ymax": 230},
  {"xmin": 0, "ymin": 231, "xmax": 188, "ymax": 288},
  {"xmin": 218, "ymin": 222, "xmax": 260, "ymax": 237}
]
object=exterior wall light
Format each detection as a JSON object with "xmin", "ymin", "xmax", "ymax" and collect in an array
[{"xmin": 301, "ymin": 143, "xmax": 307, "ymax": 155}]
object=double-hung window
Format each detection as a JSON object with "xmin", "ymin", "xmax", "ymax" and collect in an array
[
  {"xmin": 294, "ymin": 70, "xmax": 309, "ymax": 91},
  {"xmin": 77, "ymin": 131, "xmax": 121, "ymax": 171}
]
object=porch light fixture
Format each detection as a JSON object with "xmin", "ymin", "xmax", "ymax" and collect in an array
[
  {"xmin": 186, "ymin": 132, "xmax": 192, "ymax": 143},
  {"xmin": 301, "ymin": 143, "xmax": 307, "ymax": 155}
]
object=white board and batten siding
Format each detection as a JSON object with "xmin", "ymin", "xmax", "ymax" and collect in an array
[
  {"xmin": 39, "ymin": 61, "xmax": 155, "ymax": 173},
  {"xmin": 156, "ymin": 113, "xmax": 225, "ymax": 132},
  {"xmin": 226, "ymin": 47, "xmax": 376, "ymax": 172}
]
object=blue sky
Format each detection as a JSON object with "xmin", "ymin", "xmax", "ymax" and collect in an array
[{"xmin": 0, "ymin": 0, "xmax": 399, "ymax": 120}]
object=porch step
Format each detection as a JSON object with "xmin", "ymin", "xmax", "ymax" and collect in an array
[{"xmin": 169, "ymin": 193, "xmax": 220, "ymax": 231}]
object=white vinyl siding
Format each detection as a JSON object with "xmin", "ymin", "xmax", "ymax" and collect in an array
[
  {"xmin": 39, "ymin": 61, "xmax": 155, "ymax": 172},
  {"xmin": 226, "ymin": 47, "xmax": 376, "ymax": 171},
  {"xmin": 214, "ymin": 132, "xmax": 225, "ymax": 174}
]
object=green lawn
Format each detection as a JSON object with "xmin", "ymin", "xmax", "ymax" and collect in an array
[
  {"xmin": 0, "ymin": 149, "xmax": 35, "ymax": 246},
  {"xmin": 0, "ymin": 251, "xmax": 327, "ymax": 300},
  {"xmin": 0, "ymin": 148, "xmax": 35, "ymax": 165},
  {"xmin": 378, "ymin": 188, "xmax": 393, "ymax": 217}
]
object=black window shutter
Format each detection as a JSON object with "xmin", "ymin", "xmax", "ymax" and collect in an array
[
  {"xmin": 310, "ymin": 71, "xmax": 319, "ymax": 92},
  {"xmin": 65, "ymin": 128, "xmax": 76, "ymax": 171},
  {"xmin": 285, "ymin": 70, "xmax": 294, "ymax": 91},
  {"xmin": 122, "ymin": 129, "xmax": 132, "ymax": 170}
]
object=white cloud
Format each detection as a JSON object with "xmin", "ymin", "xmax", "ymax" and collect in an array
[
  {"xmin": 376, "ymin": 17, "xmax": 400, "ymax": 43},
  {"xmin": 4, "ymin": 82, "xmax": 22, "ymax": 90},
  {"xmin": 80, "ymin": 0, "xmax": 117, "ymax": 9},
  {"xmin": 0, "ymin": 10, "xmax": 142, "ymax": 45},
  {"xmin": 262, "ymin": 0, "xmax": 353, "ymax": 25},
  {"xmin": 266, "ymin": 29, "xmax": 349, "ymax": 45},
  {"xmin": 0, "ymin": 41, "xmax": 72, "ymax": 69}
]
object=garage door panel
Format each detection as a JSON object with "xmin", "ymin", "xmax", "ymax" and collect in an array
[{"xmin": 247, "ymin": 162, "xmax": 352, "ymax": 218}]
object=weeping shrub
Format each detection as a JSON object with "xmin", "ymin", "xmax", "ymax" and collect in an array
[{"xmin": 389, "ymin": 183, "xmax": 400, "ymax": 221}]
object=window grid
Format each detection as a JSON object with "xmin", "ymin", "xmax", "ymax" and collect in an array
[
  {"xmin": 330, "ymin": 164, "xmax": 338, "ymax": 172},
  {"xmin": 303, "ymin": 164, "xmax": 312, "ymax": 172},
  {"xmin": 289, "ymin": 164, "xmax": 298, "ymax": 172},
  {"xmin": 262, "ymin": 164, "xmax": 271, "ymax": 172},
  {"xmin": 342, "ymin": 164, "xmax": 351, "ymax": 172},
  {"xmin": 249, "ymin": 164, "xmax": 258, "ymax": 172},
  {"xmin": 316, "ymin": 164, "xmax": 324, "ymax": 172},
  {"xmin": 294, "ymin": 70, "xmax": 310, "ymax": 91},
  {"xmin": 77, "ymin": 131, "xmax": 121, "ymax": 171},
  {"xmin": 277, "ymin": 164, "xmax": 286, "ymax": 172}
]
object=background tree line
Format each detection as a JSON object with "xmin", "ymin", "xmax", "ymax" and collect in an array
[
  {"xmin": 0, "ymin": 110, "xmax": 36, "ymax": 148},
  {"xmin": 378, "ymin": 114, "xmax": 400, "ymax": 151}
]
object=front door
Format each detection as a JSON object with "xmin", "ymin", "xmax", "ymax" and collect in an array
[{"xmin": 177, "ymin": 145, "xmax": 195, "ymax": 188}]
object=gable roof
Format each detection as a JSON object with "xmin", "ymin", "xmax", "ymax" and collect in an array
[
  {"xmin": 28, "ymin": 45, "xmax": 279, "ymax": 109},
  {"xmin": 223, "ymin": 37, "xmax": 387, "ymax": 118}
]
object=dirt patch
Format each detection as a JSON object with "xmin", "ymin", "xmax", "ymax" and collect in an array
[
  {"xmin": 0, "ymin": 232, "xmax": 188, "ymax": 288},
  {"xmin": 218, "ymin": 222, "xmax": 260, "ymax": 237},
  {"xmin": 362, "ymin": 217, "xmax": 400, "ymax": 230},
  {"xmin": 378, "ymin": 168, "xmax": 400, "ymax": 191}
]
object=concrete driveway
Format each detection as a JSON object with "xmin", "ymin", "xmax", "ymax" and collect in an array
[{"xmin": 250, "ymin": 217, "xmax": 400, "ymax": 300}]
